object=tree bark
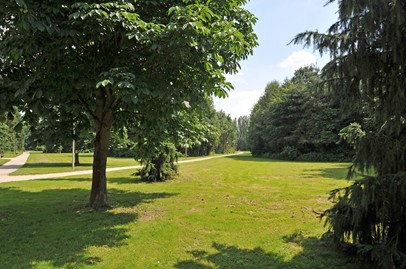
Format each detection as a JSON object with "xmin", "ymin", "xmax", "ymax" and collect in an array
[
  {"xmin": 89, "ymin": 88, "xmax": 115, "ymax": 210},
  {"xmin": 74, "ymin": 150, "xmax": 80, "ymax": 166}
]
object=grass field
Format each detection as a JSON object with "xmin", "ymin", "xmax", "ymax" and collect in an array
[
  {"xmin": 10, "ymin": 151, "xmax": 139, "ymax": 175},
  {"xmin": 1, "ymin": 151, "xmax": 23, "ymax": 158},
  {"xmin": 9, "ymin": 152, "xmax": 217, "ymax": 175},
  {"xmin": 0, "ymin": 154, "xmax": 362, "ymax": 268},
  {"xmin": 0, "ymin": 159, "xmax": 9, "ymax": 166}
]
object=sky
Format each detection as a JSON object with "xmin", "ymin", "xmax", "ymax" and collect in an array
[{"xmin": 213, "ymin": 0, "xmax": 339, "ymax": 119}]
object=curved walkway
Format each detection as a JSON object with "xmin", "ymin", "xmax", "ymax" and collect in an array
[
  {"xmin": 0, "ymin": 152, "xmax": 243, "ymax": 183},
  {"xmin": 0, "ymin": 152, "xmax": 31, "ymax": 177}
]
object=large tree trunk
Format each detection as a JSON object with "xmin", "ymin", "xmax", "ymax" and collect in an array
[{"xmin": 89, "ymin": 88, "xmax": 115, "ymax": 210}]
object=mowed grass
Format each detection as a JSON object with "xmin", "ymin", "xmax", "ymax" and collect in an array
[
  {"xmin": 0, "ymin": 154, "xmax": 362, "ymax": 269},
  {"xmin": 11, "ymin": 151, "xmax": 139, "ymax": 175},
  {"xmin": 0, "ymin": 159, "xmax": 9, "ymax": 166},
  {"xmin": 2, "ymin": 151, "xmax": 24, "ymax": 158}
]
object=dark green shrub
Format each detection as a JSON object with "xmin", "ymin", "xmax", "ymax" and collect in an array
[
  {"xmin": 297, "ymin": 152, "xmax": 352, "ymax": 162},
  {"xmin": 35, "ymin": 145, "xmax": 46, "ymax": 152},
  {"xmin": 322, "ymin": 173, "xmax": 406, "ymax": 269},
  {"xmin": 136, "ymin": 143, "xmax": 180, "ymax": 182},
  {"xmin": 271, "ymin": 146, "xmax": 299, "ymax": 161}
]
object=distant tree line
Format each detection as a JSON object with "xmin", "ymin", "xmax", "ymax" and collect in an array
[
  {"xmin": 0, "ymin": 109, "xmax": 27, "ymax": 156},
  {"xmin": 248, "ymin": 66, "xmax": 360, "ymax": 162},
  {"xmin": 15, "ymin": 96, "xmax": 240, "ymax": 160}
]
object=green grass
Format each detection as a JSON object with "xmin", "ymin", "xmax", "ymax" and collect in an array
[
  {"xmin": 0, "ymin": 153, "xmax": 363, "ymax": 268},
  {"xmin": 11, "ymin": 151, "xmax": 139, "ymax": 175},
  {"xmin": 0, "ymin": 159, "xmax": 9, "ymax": 166},
  {"xmin": 1, "ymin": 151, "xmax": 23, "ymax": 158},
  {"xmin": 10, "ymin": 151, "xmax": 233, "ymax": 176}
]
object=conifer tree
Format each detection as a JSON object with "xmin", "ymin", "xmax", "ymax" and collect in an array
[{"xmin": 293, "ymin": 1, "xmax": 406, "ymax": 267}]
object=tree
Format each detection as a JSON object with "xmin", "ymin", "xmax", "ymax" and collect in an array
[
  {"xmin": 0, "ymin": 109, "xmax": 27, "ymax": 156},
  {"xmin": 236, "ymin": 115, "xmax": 249, "ymax": 151},
  {"xmin": 187, "ymin": 97, "xmax": 219, "ymax": 156},
  {"xmin": 248, "ymin": 81, "xmax": 285, "ymax": 156},
  {"xmin": 293, "ymin": 0, "xmax": 406, "ymax": 267},
  {"xmin": 27, "ymin": 106, "xmax": 93, "ymax": 163},
  {"xmin": 215, "ymin": 111, "xmax": 237, "ymax": 154},
  {"xmin": 135, "ymin": 142, "xmax": 180, "ymax": 182},
  {"xmin": 0, "ymin": 1, "xmax": 257, "ymax": 209},
  {"xmin": 133, "ymin": 99, "xmax": 217, "ymax": 181},
  {"xmin": 248, "ymin": 66, "xmax": 352, "ymax": 161}
]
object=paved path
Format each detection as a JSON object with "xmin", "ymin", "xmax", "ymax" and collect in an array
[
  {"xmin": 0, "ymin": 152, "xmax": 243, "ymax": 183},
  {"xmin": 0, "ymin": 152, "xmax": 31, "ymax": 177}
]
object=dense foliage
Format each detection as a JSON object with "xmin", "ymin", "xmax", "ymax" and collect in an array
[
  {"xmin": 293, "ymin": 0, "xmax": 406, "ymax": 267},
  {"xmin": 181, "ymin": 97, "xmax": 219, "ymax": 157},
  {"xmin": 135, "ymin": 142, "xmax": 180, "ymax": 182},
  {"xmin": 186, "ymin": 101, "xmax": 238, "ymax": 156},
  {"xmin": 0, "ymin": 0, "xmax": 257, "ymax": 209},
  {"xmin": 0, "ymin": 109, "xmax": 26, "ymax": 156},
  {"xmin": 26, "ymin": 107, "xmax": 94, "ymax": 156},
  {"xmin": 236, "ymin": 115, "xmax": 249, "ymax": 151},
  {"xmin": 214, "ymin": 111, "xmax": 238, "ymax": 154},
  {"xmin": 248, "ymin": 66, "xmax": 354, "ymax": 162}
]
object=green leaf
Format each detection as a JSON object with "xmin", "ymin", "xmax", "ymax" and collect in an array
[
  {"xmin": 15, "ymin": 0, "xmax": 27, "ymax": 9},
  {"xmin": 183, "ymin": 101, "xmax": 191, "ymax": 108},
  {"xmin": 70, "ymin": 12, "xmax": 80, "ymax": 20},
  {"xmin": 131, "ymin": 95, "xmax": 138, "ymax": 105},
  {"xmin": 204, "ymin": 62, "xmax": 212, "ymax": 71},
  {"xmin": 35, "ymin": 22, "xmax": 45, "ymax": 32},
  {"xmin": 36, "ymin": 89, "xmax": 43, "ymax": 98},
  {"xmin": 96, "ymin": 79, "xmax": 111, "ymax": 88},
  {"xmin": 21, "ymin": 17, "xmax": 30, "ymax": 30}
]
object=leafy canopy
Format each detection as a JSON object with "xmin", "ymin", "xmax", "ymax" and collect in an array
[{"xmin": 0, "ymin": 0, "xmax": 257, "ymax": 126}]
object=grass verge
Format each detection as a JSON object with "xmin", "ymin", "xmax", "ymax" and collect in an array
[
  {"xmin": 11, "ymin": 151, "xmax": 139, "ymax": 175},
  {"xmin": 1, "ymin": 151, "xmax": 23, "ymax": 158},
  {"xmin": 0, "ymin": 153, "xmax": 362, "ymax": 268}
]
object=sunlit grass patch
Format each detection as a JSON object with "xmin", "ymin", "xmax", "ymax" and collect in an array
[
  {"xmin": 11, "ymin": 151, "xmax": 138, "ymax": 175},
  {"xmin": 0, "ymin": 153, "xmax": 361, "ymax": 268}
]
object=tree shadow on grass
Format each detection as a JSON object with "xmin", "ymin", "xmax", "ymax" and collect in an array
[
  {"xmin": 19, "ymin": 162, "xmax": 93, "ymax": 170},
  {"xmin": 40, "ymin": 174, "xmax": 146, "ymax": 185},
  {"xmin": 225, "ymin": 155, "xmax": 289, "ymax": 163},
  {"xmin": 0, "ymin": 186, "xmax": 176, "ymax": 268},
  {"xmin": 303, "ymin": 165, "xmax": 351, "ymax": 181},
  {"xmin": 108, "ymin": 174, "xmax": 145, "ymax": 185},
  {"xmin": 175, "ymin": 235, "xmax": 361, "ymax": 269}
]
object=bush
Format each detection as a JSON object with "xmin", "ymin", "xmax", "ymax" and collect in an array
[
  {"xmin": 136, "ymin": 143, "xmax": 180, "ymax": 182},
  {"xmin": 297, "ymin": 152, "xmax": 352, "ymax": 162},
  {"xmin": 35, "ymin": 145, "xmax": 46, "ymax": 152},
  {"xmin": 322, "ymin": 173, "xmax": 406, "ymax": 269},
  {"xmin": 261, "ymin": 150, "xmax": 352, "ymax": 162},
  {"xmin": 265, "ymin": 146, "xmax": 299, "ymax": 161},
  {"xmin": 108, "ymin": 146, "xmax": 134, "ymax": 158}
]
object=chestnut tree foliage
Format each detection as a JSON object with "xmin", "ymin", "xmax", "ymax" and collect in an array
[{"xmin": 0, "ymin": 0, "xmax": 257, "ymax": 209}]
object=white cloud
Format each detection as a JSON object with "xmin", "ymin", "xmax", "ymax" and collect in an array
[
  {"xmin": 213, "ymin": 89, "xmax": 264, "ymax": 118},
  {"xmin": 278, "ymin": 50, "xmax": 317, "ymax": 70}
]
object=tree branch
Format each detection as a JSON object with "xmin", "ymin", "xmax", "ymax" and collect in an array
[{"xmin": 77, "ymin": 94, "xmax": 98, "ymax": 122}]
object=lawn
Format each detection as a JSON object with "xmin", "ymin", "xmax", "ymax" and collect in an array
[
  {"xmin": 1, "ymin": 151, "xmax": 23, "ymax": 158},
  {"xmin": 11, "ymin": 151, "xmax": 139, "ymax": 175},
  {"xmin": 10, "ymin": 151, "xmax": 220, "ymax": 175},
  {"xmin": 0, "ymin": 153, "xmax": 362, "ymax": 268},
  {"xmin": 0, "ymin": 159, "xmax": 9, "ymax": 166}
]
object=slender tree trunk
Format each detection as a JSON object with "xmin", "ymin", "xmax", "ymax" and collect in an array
[
  {"xmin": 74, "ymin": 149, "xmax": 80, "ymax": 166},
  {"xmin": 89, "ymin": 88, "xmax": 115, "ymax": 210}
]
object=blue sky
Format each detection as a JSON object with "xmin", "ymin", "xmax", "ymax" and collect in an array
[{"xmin": 213, "ymin": 0, "xmax": 339, "ymax": 118}]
